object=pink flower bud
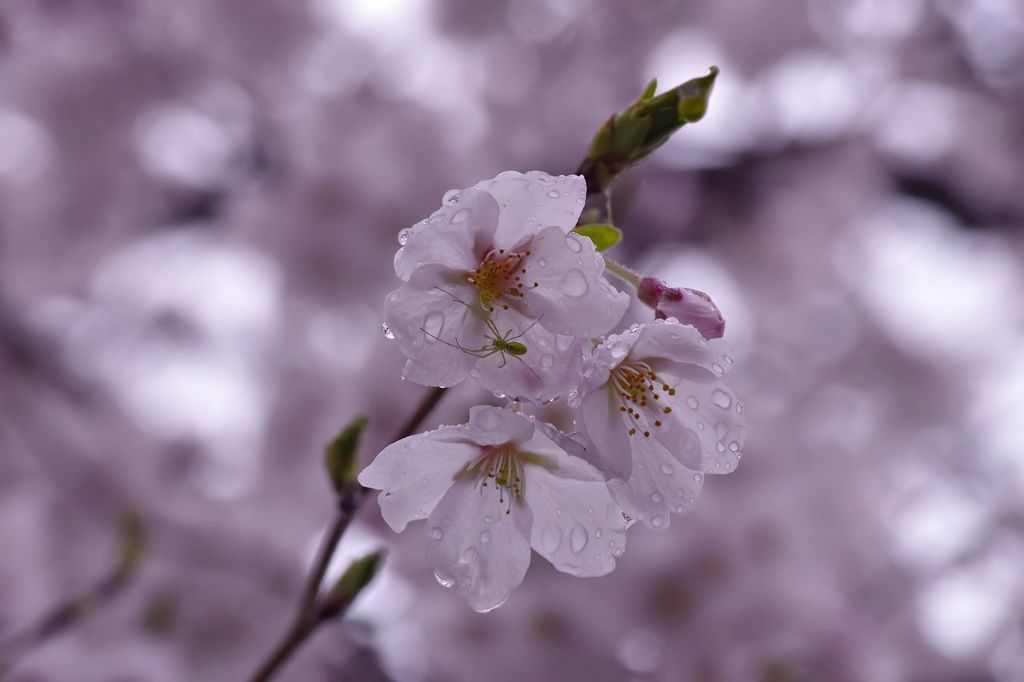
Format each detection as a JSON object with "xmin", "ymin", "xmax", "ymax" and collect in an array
[{"xmin": 637, "ymin": 277, "xmax": 725, "ymax": 339}]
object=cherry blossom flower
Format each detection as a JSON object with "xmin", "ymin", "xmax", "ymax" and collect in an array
[
  {"xmin": 636, "ymin": 276, "xmax": 725, "ymax": 340},
  {"xmin": 384, "ymin": 171, "xmax": 628, "ymax": 400},
  {"xmin": 574, "ymin": 319, "xmax": 745, "ymax": 530},
  {"xmin": 358, "ymin": 405, "xmax": 627, "ymax": 612}
]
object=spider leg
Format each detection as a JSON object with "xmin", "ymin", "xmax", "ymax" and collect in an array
[
  {"xmin": 512, "ymin": 353, "xmax": 543, "ymax": 382},
  {"xmin": 419, "ymin": 328, "xmax": 491, "ymax": 356},
  {"xmin": 507, "ymin": 316, "xmax": 542, "ymax": 341}
]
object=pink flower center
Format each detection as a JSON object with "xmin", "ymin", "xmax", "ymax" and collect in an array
[
  {"xmin": 464, "ymin": 247, "xmax": 539, "ymax": 313},
  {"xmin": 610, "ymin": 360, "xmax": 677, "ymax": 438}
]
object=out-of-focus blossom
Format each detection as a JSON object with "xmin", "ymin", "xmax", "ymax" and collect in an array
[
  {"xmin": 359, "ymin": 405, "xmax": 626, "ymax": 612},
  {"xmin": 575, "ymin": 320, "xmax": 744, "ymax": 529},
  {"xmin": 384, "ymin": 171, "xmax": 628, "ymax": 399},
  {"xmin": 636, "ymin": 276, "xmax": 724, "ymax": 339}
]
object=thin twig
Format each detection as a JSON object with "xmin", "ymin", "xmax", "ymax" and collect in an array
[
  {"xmin": 249, "ymin": 386, "xmax": 447, "ymax": 682},
  {"xmin": 0, "ymin": 514, "xmax": 145, "ymax": 673}
]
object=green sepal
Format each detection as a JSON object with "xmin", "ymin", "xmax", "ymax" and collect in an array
[
  {"xmin": 322, "ymin": 550, "xmax": 386, "ymax": 617},
  {"xmin": 324, "ymin": 416, "xmax": 368, "ymax": 494},
  {"xmin": 573, "ymin": 223, "xmax": 622, "ymax": 252}
]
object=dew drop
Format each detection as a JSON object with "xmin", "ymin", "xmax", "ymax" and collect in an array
[
  {"xmin": 711, "ymin": 389, "xmax": 732, "ymax": 409},
  {"xmin": 484, "ymin": 515, "xmax": 494, "ymax": 524},
  {"xmin": 736, "ymin": 402, "xmax": 744, "ymax": 413},
  {"xmin": 442, "ymin": 189, "xmax": 461, "ymax": 205},
  {"xmin": 541, "ymin": 523, "xmax": 563, "ymax": 553},
  {"xmin": 462, "ymin": 547, "xmax": 479, "ymax": 562},
  {"xmin": 433, "ymin": 569, "xmax": 455, "ymax": 588},
  {"xmin": 566, "ymin": 235, "xmax": 583, "ymax": 253},
  {"xmin": 613, "ymin": 546, "xmax": 624, "ymax": 557},
  {"xmin": 569, "ymin": 524, "xmax": 588, "ymax": 554},
  {"xmin": 479, "ymin": 530, "xmax": 491, "ymax": 543},
  {"xmin": 728, "ymin": 441, "xmax": 740, "ymax": 452},
  {"xmin": 651, "ymin": 493, "xmax": 662, "ymax": 503},
  {"xmin": 660, "ymin": 463, "xmax": 674, "ymax": 474},
  {"xmin": 547, "ymin": 189, "xmax": 561, "ymax": 198},
  {"xmin": 381, "ymin": 322, "xmax": 395, "ymax": 340},
  {"xmin": 422, "ymin": 311, "xmax": 444, "ymax": 340},
  {"xmin": 560, "ymin": 269, "xmax": 588, "ymax": 297},
  {"xmin": 451, "ymin": 208, "xmax": 470, "ymax": 224},
  {"xmin": 540, "ymin": 353, "xmax": 555, "ymax": 369},
  {"xmin": 651, "ymin": 516, "xmax": 665, "ymax": 528},
  {"xmin": 595, "ymin": 528, "xmax": 603, "ymax": 539},
  {"xmin": 431, "ymin": 527, "xmax": 444, "ymax": 540},
  {"xmin": 397, "ymin": 228, "xmax": 411, "ymax": 245},
  {"xmin": 693, "ymin": 473, "xmax": 704, "ymax": 482},
  {"xmin": 710, "ymin": 362, "xmax": 724, "ymax": 376},
  {"xmin": 686, "ymin": 396, "xmax": 699, "ymax": 410},
  {"xmin": 537, "ymin": 258, "xmax": 548, "ymax": 268},
  {"xmin": 555, "ymin": 507, "xmax": 563, "ymax": 517},
  {"xmin": 675, "ymin": 505, "xmax": 685, "ymax": 513}
]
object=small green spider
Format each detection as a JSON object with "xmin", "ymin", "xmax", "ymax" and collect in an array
[{"xmin": 420, "ymin": 287, "xmax": 543, "ymax": 378}]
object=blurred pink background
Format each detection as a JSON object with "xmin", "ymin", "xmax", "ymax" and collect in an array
[{"xmin": 2, "ymin": 0, "xmax": 1024, "ymax": 680}]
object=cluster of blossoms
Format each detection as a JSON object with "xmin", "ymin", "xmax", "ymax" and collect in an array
[{"xmin": 361, "ymin": 171, "xmax": 745, "ymax": 612}]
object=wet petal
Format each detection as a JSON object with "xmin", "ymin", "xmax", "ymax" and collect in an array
[
  {"xmin": 394, "ymin": 189, "xmax": 500, "ymax": 281},
  {"xmin": 471, "ymin": 309, "xmax": 582, "ymax": 403},
  {"xmin": 464, "ymin": 405, "xmax": 535, "ymax": 446},
  {"xmin": 524, "ymin": 467, "xmax": 626, "ymax": 577},
  {"xmin": 658, "ymin": 370, "xmax": 745, "ymax": 474},
  {"xmin": 358, "ymin": 426, "xmax": 478, "ymax": 532},
  {"xmin": 384, "ymin": 265, "xmax": 489, "ymax": 389},
  {"xmin": 577, "ymin": 384, "xmax": 632, "ymax": 479},
  {"xmin": 521, "ymin": 227, "xmax": 629, "ymax": 337},
  {"xmin": 473, "ymin": 171, "xmax": 586, "ymax": 251},
  {"xmin": 608, "ymin": 437, "xmax": 704, "ymax": 531},
  {"xmin": 426, "ymin": 480, "xmax": 533, "ymax": 613}
]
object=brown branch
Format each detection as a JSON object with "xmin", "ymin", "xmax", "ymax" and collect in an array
[{"xmin": 249, "ymin": 386, "xmax": 447, "ymax": 682}]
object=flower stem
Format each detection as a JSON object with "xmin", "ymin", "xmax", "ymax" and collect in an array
[
  {"xmin": 249, "ymin": 385, "xmax": 447, "ymax": 682},
  {"xmin": 603, "ymin": 256, "xmax": 641, "ymax": 287}
]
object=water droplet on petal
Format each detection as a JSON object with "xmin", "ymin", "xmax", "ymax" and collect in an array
[
  {"xmin": 547, "ymin": 189, "xmax": 561, "ymax": 199},
  {"xmin": 431, "ymin": 527, "xmax": 444, "ymax": 540},
  {"xmin": 711, "ymin": 389, "xmax": 732, "ymax": 409},
  {"xmin": 433, "ymin": 568, "xmax": 455, "ymax": 588},
  {"xmin": 566, "ymin": 234, "xmax": 582, "ymax": 253},
  {"xmin": 540, "ymin": 353, "xmax": 554, "ymax": 369},
  {"xmin": 660, "ymin": 463, "xmax": 674, "ymax": 474},
  {"xmin": 686, "ymin": 396, "xmax": 699, "ymax": 410},
  {"xmin": 479, "ymin": 530, "xmax": 491, "ymax": 543},
  {"xmin": 442, "ymin": 189, "xmax": 461, "ymax": 205},
  {"xmin": 555, "ymin": 507, "xmax": 563, "ymax": 516},
  {"xmin": 651, "ymin": 493, "xmax": 662, "ymax": 503},
  {"xmin": 423, "ymin": 311, "xmax": 444, "ymax": 341},
  {"xmin": 541, "ymin": 523, "xmax": 563, "ymax": 553},
  {"xmin": 484, "ymin": 515, "xmax": 494, "ymax": 524},
  {"xmin": 537, "ymin": 258, "xmax": 548, "ymax": 268},
  {"xmin": 651, "ymin": 516, "xmax": 665, "ymax": 528},
  {"xmin": 728, "ymin": 441, "xmax": 740, "ymax": 452},
  {"xmin": 560, "ymin": 269, "xmax": 588, "ymax": 297},
  {"xmin": 381, "ymin": 322, "xmax": 395, "ymax": 340},
  {"xmin": 693, "ymin": 473, "xmax": 704, "ymax": 482},
  {"xmin": 570, "ymin": 524, "xmax": 588, "ymax": 554},
  {"xmin": 397, "ymin": 228, "xmax": 411, "ymax": 245},
  {"xmin": 462, "ymin": 547, "xmax": 479, "ymax": 562},
  {"xmin": 476, "ymin": 408, "xmax": 502, "ymax": 430},
  {"xmin": 710, "ymin": 362, "xmax": 724, "ymax": 376},
  {"xmin": 451, "ymin": 208, "xmax": 470, "ymax": 224}
]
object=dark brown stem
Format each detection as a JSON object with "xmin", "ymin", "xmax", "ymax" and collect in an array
[{"xmin": 249, "ymin": 386, "xmax": 447, "ymax": 682}]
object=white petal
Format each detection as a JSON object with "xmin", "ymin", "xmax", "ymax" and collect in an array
[
  {"xmin": 577, "ymin": 384, "xmax": 632, "ymax": 479},
  {"xmin": 358, "ymin": 427, "xmax": 478, "ymax": 532},
  {"xmin": 608, "ymin": 437, "xmax": 704, "ymax": 531},
  {"xmin": 524, "ymin": 467, "xmax": 625, "ymax": 577},
  {"xmin": 630, "ymin": 319, "xmax": 728, "ymax": 370},
  {"xmin": 521, "ymin": 227, "xmax": 629, "ymax": 337},
  {"xmin": 394, "ymin": 189, "xmax": 499, "ymax": 281},
  {"xmin": 465, "ymin": 405, "xmax": 535, "ymax": 446},
  {"xmin": 473, "ymin": 171, "xmax": 586, "ymax": 251},
  {"xmin": 471, "ymin": 309, "xmax": 582, "ymax": 403},
  {"xmin": 384, "ymin": 266, "xmax": 488, "ymax": 389},
  {"xmin": 426, "ymin": 480, "xmax": 533, "ymax": 613},
  {"xmin": 657, "ymin": 370, "xmax": 745, "ymax": 474}
]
